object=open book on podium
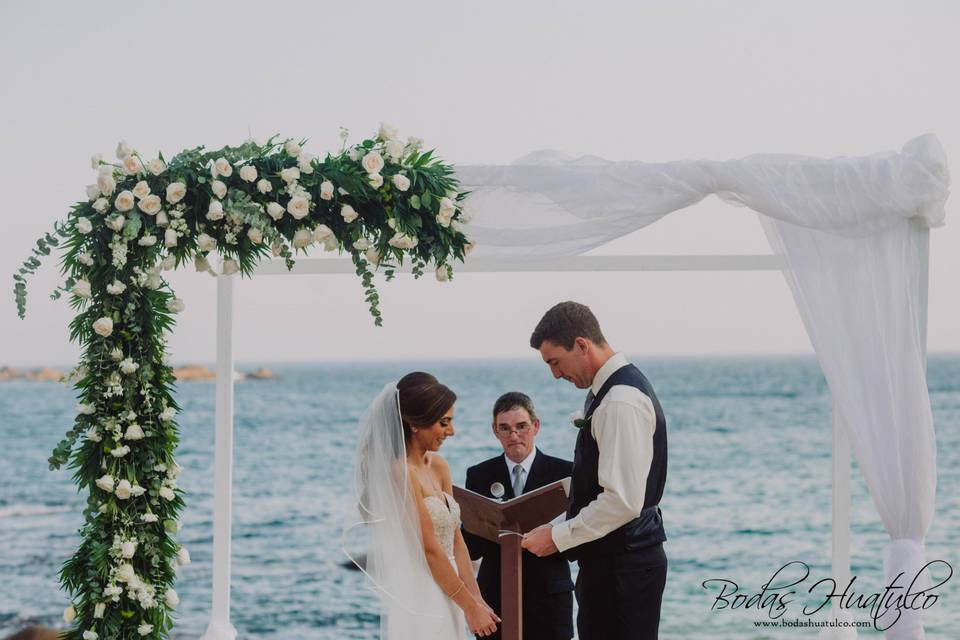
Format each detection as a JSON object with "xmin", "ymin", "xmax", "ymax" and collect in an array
[{"xmin": 453, "ymin": 477, "xmax": 571, "ymax": 542}]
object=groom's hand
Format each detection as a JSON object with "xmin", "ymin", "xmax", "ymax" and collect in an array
[{"xmin": 521, "ymin": 524, "xmax": 557, "ymax": 557}]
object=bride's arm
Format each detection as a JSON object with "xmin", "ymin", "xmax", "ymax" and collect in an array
[{"xmin": 435, "ymin": 456, "xmax": 488, "ymax": 604}]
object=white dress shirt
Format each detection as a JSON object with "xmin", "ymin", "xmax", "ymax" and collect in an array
[
  {"xmin": 551, "ymin": 352, "xmax": 657, "ymax": 552},
  {"xmin": 504, "ymin": 447, "xmax": 537, "ymax": 495}
]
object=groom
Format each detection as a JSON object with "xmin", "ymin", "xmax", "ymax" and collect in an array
[{"xmin": 521, "ymin": 301, "xmax": 668, "ymax": 640}]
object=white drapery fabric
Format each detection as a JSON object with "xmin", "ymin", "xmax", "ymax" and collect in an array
[{"xmin": 455, "ymin": 135, "xmax": 949, "ymax": 639}]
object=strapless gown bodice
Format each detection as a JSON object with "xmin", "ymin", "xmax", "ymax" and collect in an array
[{"xmin": 423, "ymin": 491, "xmax": 461, "ymax": 557}]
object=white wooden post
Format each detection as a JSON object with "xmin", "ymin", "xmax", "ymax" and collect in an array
[{"xmin": 201, "ymin": 273, "xmax": 238, "ymax": 640}]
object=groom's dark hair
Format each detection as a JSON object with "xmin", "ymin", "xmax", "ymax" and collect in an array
[
  {"xmin": 529, "ymin": 301, "xmax": 606, "ymax": 350},
  {"xmin": 396, "ymin": 372, "xmax": 457, "ymax": 442}
]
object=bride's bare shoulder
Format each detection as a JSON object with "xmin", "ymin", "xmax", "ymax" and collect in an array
[{"xmin": 426, "ymin": 452, "xmax": 452, "ymax": 485}]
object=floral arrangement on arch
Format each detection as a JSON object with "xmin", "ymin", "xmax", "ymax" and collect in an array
[{"xmin": 12, "ymin": 123, "xmax": 473, "ymax": 640}]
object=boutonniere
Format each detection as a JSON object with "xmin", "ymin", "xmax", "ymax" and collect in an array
[{"xmin": 570, "ymin": 410, "xmax": 588, "ymax": 429}]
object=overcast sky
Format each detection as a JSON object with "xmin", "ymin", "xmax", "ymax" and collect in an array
[{"xmin": 1, "ymin": 1, "xmax": 956, "ymax": 366}]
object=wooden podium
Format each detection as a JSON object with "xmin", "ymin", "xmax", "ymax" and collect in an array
[{"xmin": 454, "ymin": 478, "xmax": 570, "ymax": 640}]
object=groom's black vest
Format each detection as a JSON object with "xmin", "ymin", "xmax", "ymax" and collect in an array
[{"xmin": 565, "ymin": 363, "xmax": 667, "ymax": 562}]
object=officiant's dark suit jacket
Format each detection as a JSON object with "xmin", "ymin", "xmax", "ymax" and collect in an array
[{"xmin": 463, "ymin": 449, "xmax": 574, "ymax": 640}]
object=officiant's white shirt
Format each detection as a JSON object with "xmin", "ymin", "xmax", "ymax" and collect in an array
[
  {"xmin": 504, "ymin": 447, "xmax": 536, "ymax": 494},
  {"xmin": 551, "ymin": 352, "xmax": 656, "ymax": 553}
]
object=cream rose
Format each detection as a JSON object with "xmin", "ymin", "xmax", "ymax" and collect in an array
[
  {"xmin": 435, "ymin": 265, "xmax": 451, "ymax": 282},
  {"xmin": 352, "ymin": 238, "xmax": 371, "ymax": 251},
  {"xmin": 92, "ymin": 197, "xmax": 109, "ymax": 213},
  {"xmin": 319, "ymin": 180, "xmax": 334, "ymax": 200},
  {"xmin": 123, "ymin": 155, "xmax": 143, "ymax": 175},
  {"xmin": 222, "ymin": 259, "xmax": 239, "ymax": 275},
  {"xmin": 287, "ymin": 196, "xmax": 310, "ymax": 219},
  {"xmin": 167, "ymin": 298, "xmax": 186, "ymax": 313},
  {"xmin": 211, "ymin": 180, "xmax": 227, "ymax": 199},
  {"xmin": 116, "ymin": 563, "xmax": 136, "ymax": 583},
  {"xmin": 364, "ymin": 248, "xmax": 380, "ymax": 265},
  {"xmin": 76, "ymin": 402, "xmax": 96, "ymax": 415},
  {"xmin": 114, "ymin": 191, "xmax": 135, "ymax": 212},
  {"xmin": 340, "ymin": 204, "xmax": 358, "ymax": 223},
  {"xmin": 164, "ymin": 228, "xmax": 178, "ymax": 248},
  {"xmin": 124, "ymin": 423, "xmax": 145, "ymax": 440},
  {"xmin": 266, "ymin": 202, "xmax": 285, "ymax": 220},
  {"xmin": 214, "ymin": 157, "xmax": 233, "ymax": 177},
  {"xmin": 197, "ymin": 233, "xmax": 217, "ymax": 252},
  {"xmin": 72, "ymin": 279, "xmax": 91, "ymax": 298},
  {"xmin": 284, "ymin": 140, "xmax": 302, "ymax": 157},
  {"xmin": 385, "ymin": 139, "xmax": 404, "ymax": 162},
  {"xmin": 177, "ymin": 546, "xmax": 191, "ymax": 566},
  {"xmin": 378, "ymin": 122, "xmax": 399, "ymax": 141},
  {"xmin": 388, "ymin": 232, "xmax": 418, "ymax": 249},
  {"xmin": 166, "ymin": 181, "xmax": 187, "ymax": 204},
  {"xmin": 247, "ymin": 227, "xmax": 263, "ymax": 244},
  {"xmin": 111, "ymin": 445, "xmax": 130, "ymax": 458},
  {"xmin": 368, "ymin": 173, "xmax": 384, "ymax": 188},
  {"xmin": 256, "ymin": 178, "xmax": 272, "ymax": 194},
  {"xmin": 361, "ymin": 150, "xmax": 385, "ymax": 174},
  {"xmin": 106, "ymin": 214, "xmax": 125, "ymax": 232},
  {"xmin": 239, "ymin": 164, "xmax": 258, "ymax": 182},
  {"xmin": 206, "ymin": 200, "xmax": 224, "ymax": 221},
  {"xmin": 119, "ymin": 357, "xmax": 138, "ymax": 374},
  {"xmin": 313, "ymin": 224, "xmax": 334, "ymax": 244},
  {"xmin": 86, "ymin": 184, "xmax": 101, "ymax": 200},
  {"xmin": 120, "ymin": 540, "xmax": 137, "ymax": 558},
  {"xmin": 280, "ymin": 167, "xmax": 300, "ymax": 183},
  {"xmin": 95, "ymin": 474, "xmax": 115, "ymax": 492},
  {"xmin": 165, "ymin": 588, "xmax": 180, "ymax": 608},
  {"xmin": 116, "ymin": 140, "xmax": 132, "ymax": 159},
  {"xmin": 292, "ymin": 228, "xmax": 313, "ymax": 249},
  {"xmin": 148, "ymin": 158, "xmax": 166, "ymax": 175},
  {"xmin": 137, "ymin": 234, "xmax": 157, "ymax": 247},
  {"xmin": 97, "ymin": 173, "xmax": 117, "ymax": 196},
  {"xmin": 106, "ymin": 280, "xmax": 127, "ymax": 295},
  {"xmin": 93, "ymin": 317, "xmax": 114, "ymax": 337},
  {"xmin": 391, "ymin": 174, "xmax": 410, "ymax": 191},
  {"xmin": 114, "ymin": 479, "xmax": 132, "ymax": 499},
  {"xmin": 138, "ymin": 624, "xmax": 154, "ymax": 637},
  {"xmin": 133, "ymin": 181, "xmax": 151, "ymax": 199},
  {"xmin": 159, "ymin": 486, "xmax": 176, "ymax": 501},
  {"xmin": 156, "ymin": 210, "xmax": 169, "ymax": 226},
  {"xmin": 77, "ymin": 217, "xmax": 93, "ymax": 234},
  {"xmin": 138, "ymin": 194, "xmax": 162, "ymax": 215}
]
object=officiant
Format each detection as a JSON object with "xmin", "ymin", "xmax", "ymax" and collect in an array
[{"xmin": 463, "ymin": 392, "xmax": 574, "ymax": 640}]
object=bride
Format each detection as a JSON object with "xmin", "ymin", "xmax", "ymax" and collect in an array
[{"xmin": 344, "ymin": 372, "xmax": 500, "ymax": 639}]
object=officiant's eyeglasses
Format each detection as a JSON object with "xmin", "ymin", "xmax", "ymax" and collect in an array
[{"xmin": 496, "ymin": 424, "xmax": 531, "ymax": 436}]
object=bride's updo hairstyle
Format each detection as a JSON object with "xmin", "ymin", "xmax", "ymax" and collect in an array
[{"xmin": 396, "ymin": 372, "xmax": 456, "ymax": 443}]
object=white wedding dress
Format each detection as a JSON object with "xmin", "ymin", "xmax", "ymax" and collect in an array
[{"xmin": 343, "ymin": 383, "xmax": 468, "ymax": 640}]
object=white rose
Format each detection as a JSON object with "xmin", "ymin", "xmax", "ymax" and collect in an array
[
  {"xmin": 132, "ymin": 181, "xmax": 151, "ymax": 199},
  {"xmin": 284, "ymin": 139, "xmax": 302, "ymax": 157},
  {"xmin": 85, "ymin": 427, "xmax": 102, "ymax": 442},
  {"xmin": 238, "ymin": 164, "xmax": 258, "ymax": 182},
  {"xmin": 86, "ymin": 184, "xmax": 101, "ymax": 200},
  {"xmin": 169, "ymin": 461, "xmax": 183, "ymax": 478},
  {"xmin": 137, "ymin": 623, "xmax": 154, "ymax": 636},
  {"xmin": 287, "ymin": 196, "xmax": 310, "ymax": 219},
  {"xmin": 77, "ymin": 217, "xmax": 93, "ymax": 235},
  {"xmin": 147, "ymin": 158, "xmax": 166, "ymax": 175},
  {"xmin": 114, "ymin": 479, "xmax": 132, "ymax": 499},
  {"xmin": 323, "ymin": 235, "xmax": 337, "ymax": 251},
  {"xmin": 116, "ymin": 140, "xmax": 132, "ymax": 159},
  {"xmin": 388, "ymin": 232, "xmax": 418, "ymax": 249},
  {"xmin": 141, "ymin": 513, "xmax": 158, "ymax": 523},
  {"xmin": 197, "ymin": 233, "xmax": 217, "ymax": 252},
  {"xmin": 116, "ymin": 563, "xmax": 136, "ymax": 583},
  {"xmin": 90, "ymin": 153, "xmax": 103, "ymax": 170},
  {"xmin": 114, "ymin": 191, "xmax": 135, "ymax": 212},
  {"xmin": 77, "ymin": 402, "xmax": 96, "ymax": 415},
  {"xmin": 137, "ymin": 234, "xmax": 157, "ymax": 247},
  {"xmin": 93, "ymin": 317, "xmax": 114, "ymax": 337},
  {"xmin": 435, "ymin": 265, "xmax": 451, "ymax": 282},
  {"xmin": 160, "ymin": 407, "xmax": 176, "ymax": 421},
  {"xmin": 280, "ymin": 167, "xmax": 300, "ymax": 183},
  {"xmin": 92, "ymin": 197, "xmax": 109, "ymax": 214},
  {"xmin": 156, "ymin": 209, "xmax": 169, "ymax": 226},
  {"xmin": 256, "ymin": 178, "xmax": 272, "ymax": 194},
  {"xmin": 214, "ymin": 157, "xmax": 233, "ymax": 177},
  {"xmin": 177, "ymin": 546, "xmax": 191, "ymax": 566},
  {"xmin": 159, "ymin": 486, "xmax": 176, "ymax": 501},
  {"xmin": 106, "ymin": 214, "xmax": 125, "ymax": 232},
  {"xmin": 97, "ymin": 173, "xmax": 117, "ymax": 196},
  {"xmin": 195, "ymin": 255, "xmax": 211, "ymax": 273},
  {"xmin": 165, "ymin": 182, "xmax": 187, "ymax": 204},
  {"xmin": 138, "ymin": 195, "xmax": 161, "ymax": 215},
  {"xmin": 95, "ymin": 474, "xmax": 114, "ymax": 492},
  {"xmin": 165, "ymin": 588, "xmax": 180, "ymax": 608},
  {"xmin": 110, "ymin": 347, "xmax": 123, "ymax": 361},
  {"xmin": 340, "ymin": 204, "xmax": 358, "ymax": 223},
  {"xmin": 391, "ymin": 174, "xmax": 410, "ymax": 191},
  {"xmin": 78, "ymin": 252, "xmax": 94, "ymax": 266},
  {"xmin": 123, "ymin": 155, "xmax": 143, "ymax": 175},
  {"xmin": 361, "ymin": 150, "xmax": 385, "ymax": 174},
  {"xmin": 106, "ymin": 280, "xmax": 126, "ymax": 295},
  {"xmin": 164, "ymin": 228, "xmax": 178, "ymax": 248},
  {"xmin": 120, "ymin": 540, "xmax": 137, "ymax": 558},
  {"xmin": 298, "ymin": 153, "xmax": 315, "ymax": 174},
  {"xmin": 352, "ymin": 238, "xmax": 371, "ymax": 251},
  {"xmin": 63, "ymin": 605, "xmax": 76, "ymax": 624},
  {"xmin": 93, "ymin": 602, "xmax": 106, "ymax": 619},
  {"xmin": 247, "ymin": 227, "xmax": 263, "ymax": 244},
  {"xmin": 364, "ymin": 248, "xmax": 380, "ymax": 265},
  {"xmin": 319, "ymin": 180, "xmax": 334, "ymax": 200},
  {"xmin": 266, "ymin": 202, "xmax": 285, "ymax": 221},
  {"xmin": 125, "ymin": 423, "xmax": 146, "ymax": 440},
  {"xmin": 130, "ymin": 484, "xmax": 145, "ymax": 497},
  {"xmin": 211, "ymin": 180, "xmax": 227, "ymax": 199},
  {"xmin": 111, "ymin": 445, "xmax": 130, "ymax": 459},
  {"xmin": 83, "ymin": 630, "xmax": 98, "ymax": 640},
  {"xmin": 222, "ymin": 259, "xmax": 239, "ymax": 275},
  {"xmin": 313, "ymin": 224, "xmax": 334, "ymax": 244},
  {"xmin": 406, "ymin": 136, "xmax": 424, "ymax": 152},
  {"xmin": 385, "ymin": 139, "xmax": 404, "ymax": 162},
  {"xmin": 73, "ymin": 280, "xmax": 91, "ymax": 298},
  {"xmin": 206, "ymin": 200, "xmax": 224, "ymax": 221},
  {"xmin": 439, "ymin": 196, "xmax": 456, "ymax": 217},
  {"xmin": 161, "ymin": 254, "xmax": 176, "ymax": 270},
  {"xmin": 368, "ymin": 173, "xmax": 383, "ymax": 188},
  {"xmin": 119, "ymin": 358, "xmax": 139, "ymax": 374},
  {"xmin": 167, "ymin": 298, "xmax": 186, "ymax": 313},
  {"xmin": 292, "ymin": 228, "xmax": 313, "ymax": 249},
  {"xmin": 378, "ymin": 122, "xmax": 399, "ymax": 141}
]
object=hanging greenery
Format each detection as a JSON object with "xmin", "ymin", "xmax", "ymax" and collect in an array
[{"xmin": 13, "ymin": 123, "xmax": 473, "ymax": 640}]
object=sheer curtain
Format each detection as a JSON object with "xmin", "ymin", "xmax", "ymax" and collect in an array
[{"xmin": 456, "ymin": 134, "xmax": 949, "ymax": 639}]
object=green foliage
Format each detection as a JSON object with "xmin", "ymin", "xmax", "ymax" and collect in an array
[{"xmin": 11, "ymin": 128, "xmax": 472, "ymax": 639}]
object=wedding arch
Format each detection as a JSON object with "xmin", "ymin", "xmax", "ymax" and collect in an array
[{"xmin": 16, "ymin": 131, "xmax": 948, "ymax": 640}]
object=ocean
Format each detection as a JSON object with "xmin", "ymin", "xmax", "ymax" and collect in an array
[{"xmin": 1, "ymin": 355, "xmax": 958, "ymax": 639}]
